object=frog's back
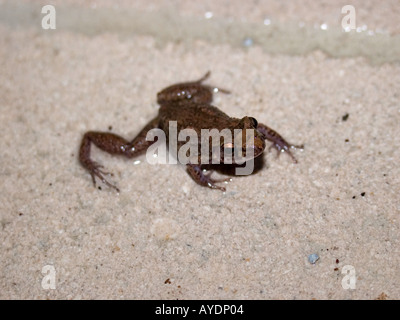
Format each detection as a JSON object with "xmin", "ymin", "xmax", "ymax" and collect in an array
[{"xmin": 158, "ymin": 102, "xmax": 233, "ymax": 133}]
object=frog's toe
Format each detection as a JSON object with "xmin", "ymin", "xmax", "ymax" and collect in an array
[
  {"xmin": 196, "ymin": 71, "xmax": 211, "ymax": 83},
  {"xmin": 208, "ymin": 183, "xmax": 226, "ymax": 192},
  {"xmin": 99, "ymin": 176, "xmax": 120, "ymax": 192},
  {"xmin": 92, "ymin": 162, "xmax": 114, "ymax": 176},
  {"xmin": 269, "ymin": 142, "xmax": 303, "ymax": 164},
  {"xmin": 205, "ymin": 178, "xmax": 227, "ymax": 191},
  {"xmin": 204, "ymin": 171, "xmax": 230, "ymax": 182},
  {"xmin": 88, "ymin": 162, "xmax": 120, "ymax": 192},
  {"xmin": 206, "ymin": 175, "xmax": 231, "ymax": 191}
]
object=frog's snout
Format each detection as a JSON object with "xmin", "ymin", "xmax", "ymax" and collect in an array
[
  {"xmin": 237, "ymin": 132, "xmax": 265, "ymax": 161},
  {"xmin": 256, "ymin": 134, "xmax": 266, "ymax": 153}
]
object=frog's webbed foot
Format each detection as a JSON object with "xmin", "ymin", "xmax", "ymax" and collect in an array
[
  {"xmin": 85, "ymin": 160, "xmax": 120, "ymax": 192},
  {"xmin": 257, "ymin": 123, "xmax": 304, "ymax": 163},
  {"xmin": 268, "ymin": 142, "xmax": 304, "ymax": 163},
  {"xmin": 186, "ymin": 164, "xmax": 230, "ymax": 191}
]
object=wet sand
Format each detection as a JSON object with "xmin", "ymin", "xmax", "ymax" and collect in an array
[{"xmin": 0, "ymin": 0, "xmax": 399, "ymax": 299}]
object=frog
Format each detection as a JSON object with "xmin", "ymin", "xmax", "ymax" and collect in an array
[{"xmin": 79, "ymin": 72, "xmax": 303, "ymax": 192}]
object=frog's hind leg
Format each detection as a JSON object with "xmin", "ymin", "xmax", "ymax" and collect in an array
[
  {"xmin": 157, "ymin": 72, "xmax": 230, "ymax": 105},
  {"xmin": 195, "ymin": 71, "xmax": 211, "ymax": 84},
  {"xmin": 195, "ymin": 71, "xmax": 230, "ymax": 95},
  {"xmin": 257, "ymin": 123, "xmax": 304, "ymax": 163},
  {"xmin": 79, "ymin": 117, "xmax": 159, "ymax": 191}
]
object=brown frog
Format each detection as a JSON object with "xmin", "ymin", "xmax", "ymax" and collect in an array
[{"xmin": 79, "ymin": 72, "xmax": 303, "ymax": 192}]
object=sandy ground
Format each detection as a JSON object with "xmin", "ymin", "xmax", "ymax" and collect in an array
[{"xmin": 0, "ymin": 1, "xmax": 399, "ymax": 299}]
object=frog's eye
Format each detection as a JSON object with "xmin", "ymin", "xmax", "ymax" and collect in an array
[{"xmin": 249, "ymin": 117, "xmax": 258, "ymax": 128}]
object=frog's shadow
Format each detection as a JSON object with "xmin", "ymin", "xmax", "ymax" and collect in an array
[{"xmin": 202, "ymin": 155, "xmax": 266, "ymax": 177}]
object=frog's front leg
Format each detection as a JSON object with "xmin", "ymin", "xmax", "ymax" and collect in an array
[
  {"xmin": 257, "ymin": 123, "xmax": 304, "ymax": 163},
  {"xmin": 186, "ymin": 164, "xmax": 231, "ymax": 191},
  {"xmin": 79, "ymin": 117, "xmax": 159, "ymax": 191}
]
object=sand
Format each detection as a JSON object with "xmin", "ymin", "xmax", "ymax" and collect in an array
[{"xmin": 0, "ymin": 0, "xmax": 399, "ymax": 299}]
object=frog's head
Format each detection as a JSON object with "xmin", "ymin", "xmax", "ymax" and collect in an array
[{"xmin": 220, "ymin": 116, "xmax": 266, "ymax": 164}]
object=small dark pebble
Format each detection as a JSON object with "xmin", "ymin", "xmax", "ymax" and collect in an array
[
  {"xmin": 334, "ymin": 267, "xmax": 339, "ymax": 271},
  {"xmin": 342, "ymin": 113, "xmax": 349, "ymax": 121},
  {"xmin": 336, "ymin": 259, "xmax": 339, "ymax": 264},
  {"xmin": 361, "ymin": 192, "xmax": 365, "ymax": 197},
  {"xmin": 345, "ymin": 139, "xmax": 349, "ymax": 142},
  {"xmin": 98, "ymin": 186, "xmax": 102, "ymax": 190},
  {"xmin": 352, "ymin": 196, "xmax": 356, "ymax": 199},
  {"xmin": 108, "ymin": 125, "xmax": 113, "ymax": 131}
]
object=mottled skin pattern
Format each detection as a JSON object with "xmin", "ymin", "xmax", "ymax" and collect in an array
[{"xmin": 79, "ymin": 72, "xmax": 303, "ymax": 191}]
